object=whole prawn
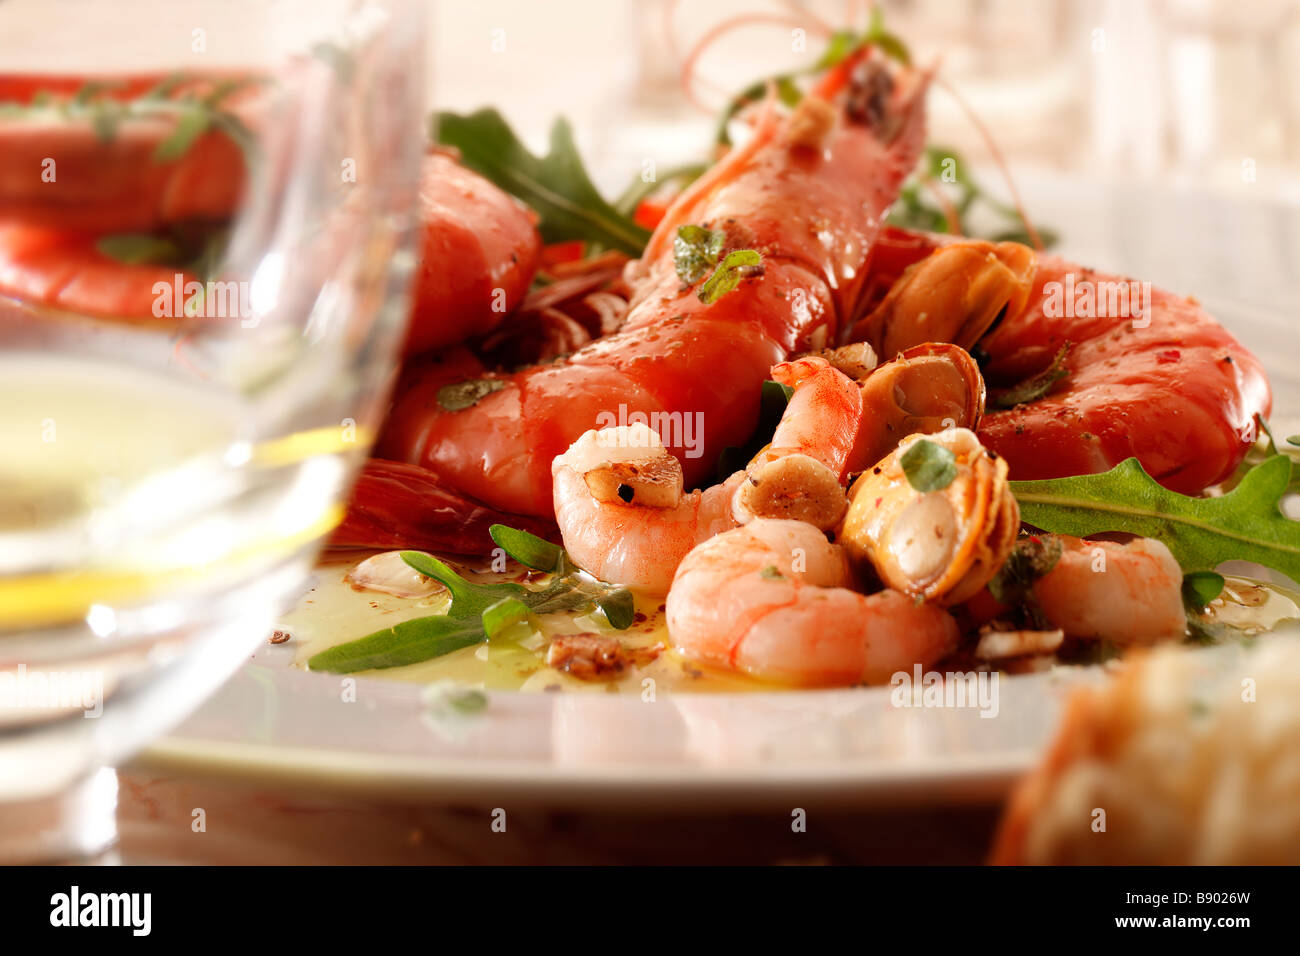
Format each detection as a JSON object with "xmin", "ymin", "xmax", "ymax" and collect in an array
[
  {"xmin": 850, "ymin": 228, "xmax": 1272, "ymax": 494},
  {"xmin": 375, "ymin": 54, "xmax": 931, "ymax": 519},
  {"xmin": 0, "ymin": 78, "xmax": 540, "ymax": 358}
]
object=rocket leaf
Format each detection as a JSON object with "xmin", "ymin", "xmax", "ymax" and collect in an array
[
  {"xmin": 307, "ymin": 534, "xmax": 632, "ymax": 674},
  {"xmin": 433, "ymin": 108, "xmax": 650, "ymax": 256},
  {"xmin": 1010, "ymin": 455, "xmax": 1300, "ymax": 584}
]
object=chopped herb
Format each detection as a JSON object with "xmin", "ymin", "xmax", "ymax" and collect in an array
[
  {"xmin": 436, "ymin": 378, "xmax": 506, "ymax": 411},
  {"xmin": 900, "ymin": 439, "xmax": 957, "ymax": 492},
  {"xmin": 482, "ymin": 597, "xmax": 531, "ymax": 639},
  {"xmin": 987, "ymin": 535, "xmax": 1063, "ymax": 629},
  {"xmin": 697, "ymin": 248, "xmax": 762, "ymax": 304},
  {"xmin": 1181, "ymin": 570, "xmax": 1225, "ymax": 610},
  {"xmin": 990, "ymin": 343, "xmax": 1072, "ymax": 408},
  {"xmin": 673, "ymin": 224, "xmax": 727, "ymax": 284},
  {"xmin": 447, "ymin": 687, "xmax": 488, "ymax": 714},
  {"xmin": 759, "ymin": 565, "xmax": 784, "ymax": 580}
]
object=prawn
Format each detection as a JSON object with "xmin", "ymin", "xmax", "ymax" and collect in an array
[
  {"xmin": 551, "ymin": 354, "xmax": 867, "ymax": 592},
  {"xmin": 1032, "ymin": 535, "xmax": 1186, "ymax": 644},
  {"xmin": 403, "ymin": 151, "xmax": 541, "ymax": 357},
  {"xmin": 850, "ymin": 228, "xmax": 1272, "ymax": 494},
  {"xmin": 552, "ymin": 343, "xmax": 989, "ymax": 591},
  {"xmin": 0, "ymin": 78, "xmax": 542, "ymax": 357},
  {"xmin": 0, "ymin": 73, "xmax": 256, "ymax": 234},
  {"xmin": 375, "ymin": 55, "xmax": 931, "ymax": 518},
  {"xmin": 666, "ymin": 518, "xmax": 959, "ymax": 686}
]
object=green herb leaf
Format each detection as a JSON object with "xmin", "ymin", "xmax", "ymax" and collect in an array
[
  {"xmin": 306, "ymin": 614, "xmax": 486, "ymax": 673},
  {"xmin": 697, "ymin": 248, "xmax": 762, "ymax": 304},
  {"xmin": 594, "ymin": 588, "xmax": 635, "ymax": 628},
  {"xmin": 482, "ymin": 597, "xmax": 531, "ymax": 638},
  {"xmin": 864, "ymin": 7, "xmax": 912, "ymax": 65},
  {"xmin": 759, "ymin": 565, "xmax": 784, "ymax": 580},
  {"xmin": 434, "ymin": 108, "xmax": 650, "ymax": 256},
  {"xmin": 1288, "ymin": 436, "xmax": 1300, "ymax": 448},
  {"xmin": 990, "ymin": 343, "xmax": 1072, "ymax": 408},
  {"xmin": 673, "ymin": 224, "xmax": 726, "ymax": 284},
  {"xmin": 436, "ymin": 378, "xmax": 506, "ymax": 411},
  {"xmin": 309, "ymin": 535, "xmax": 634, "ymax": 673},
  {"xmin": 489, "ymin": 524, "xmax": 566, "ymax": 572},
  {"xmin": 987, "ymin": 535, "xmax": 1063, "ymax": 604},
  {"xmin": 1182, "ymin": 571, "xmax": 1225, "ymax": 610},
  {"xmin": 447, "ymin": 687, "xmax": 488, "ymax": 714},
  {"xmin": 95, "ymin": 234, "xmax": 187, "ymax": 266},
  {"xmin": 900, "ymin": 439, "xmax": 958, "ymax": 492},
  {"xmin": 1011, "ymin": 455, "xmax": 1300, "ymax": 583},
  {"xmin": 154, "ymin": 106, "xmax": 211, "ymax": 161}
]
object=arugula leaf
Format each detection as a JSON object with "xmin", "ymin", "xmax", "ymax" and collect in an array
[
  {"xmin": 308, "ymin": 536, "xmax": 633, "ymax": 674},
  {"xmin": 306, "ymin": 614, "xmax": 486, "ymax": 673},
  {"xmin": 990, "ymin": 343, "xmax": 1072, "ymax": 408},
  {"xmin": 489, "ymin": 524, "xmax": 566, "ymax": 572},
  {"xmin": 900, "ymin": 439, "xmax": 957, "ymax": 492},
  {"xmin": 697, "ymin": 249, "xmax": 762, "ymax": 304},
  {"xmin": 434, "ymin": 108, "xmax": 650, "ymax": 255},
  {"xmin": 1010, "ymin": 455, "xmax": 1300, "ymax": 583},
  {"xmin": 888, "ymin": 145, "xmax": 1059, "ymax": 250}
]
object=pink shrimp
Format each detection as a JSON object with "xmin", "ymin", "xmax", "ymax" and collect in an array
[
  {"xmin": 666, "ymin": 518, "xmax": 959, "ymax": 686},
  {"xmin": 1033, "ymin": 535, "xmax": 1186, "ymax": 644},
  {"xmin": 375, "ymin": 55, "xmax": 931, "ymax": 520},
  {"xmin": 551, "ymin": 353, "xmax": 881, "ymax": 592}
]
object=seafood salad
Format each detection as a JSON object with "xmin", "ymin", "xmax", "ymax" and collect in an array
[{"xmin": 5, "ymin": 13, "xmax": 1296, "ymax": 694}]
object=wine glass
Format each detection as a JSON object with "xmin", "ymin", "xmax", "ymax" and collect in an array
[{"xmin": 0, "ymin": 0, "xmax": 424, "ymax": 861}]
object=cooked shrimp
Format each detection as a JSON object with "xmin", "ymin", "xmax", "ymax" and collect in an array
[
  {"xmin": 1032, "ymin": 535, "xmax": 1186, "ymax": 644},
  {"xmin": 552, "ymin": 356, "xmax": 872, "ymax": 592},
  {"xmin": 551, "ymin": 423, "xmax": 744, "ymax": 593},
  {"xmin": 404, "ymin": 152, "xmax": 541, "ymax": 357},
  {"xmin": 666, "ymin": 518, "xmax": 959, "ymax": 686},
  {"xmin": 376, "ymin": 58, "xmax": 931, "ymax": 519}
]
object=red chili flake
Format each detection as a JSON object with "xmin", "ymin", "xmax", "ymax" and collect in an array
[{"xmin": 1156, "ymin": 349, "xmax": 1181, "ymax": 364}]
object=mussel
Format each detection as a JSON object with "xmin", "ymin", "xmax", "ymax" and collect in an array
[{"xmin": 839, "ymin": 427, "xmax": 1018, "ymax": 605}]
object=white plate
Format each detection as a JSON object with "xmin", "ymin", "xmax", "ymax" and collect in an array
[{"xmin": 135, "ymin": 176, "xmax": 1300, "ymax": 809}]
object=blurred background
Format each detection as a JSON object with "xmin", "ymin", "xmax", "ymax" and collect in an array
[{"xmin": 432, "ymin": 0, "xmax": 1300, "ymax": 198}]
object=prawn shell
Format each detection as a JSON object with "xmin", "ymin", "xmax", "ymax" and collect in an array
[{"xmin": 841, "ymin": 428, "xmax": 1017, "ymax": 606}]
